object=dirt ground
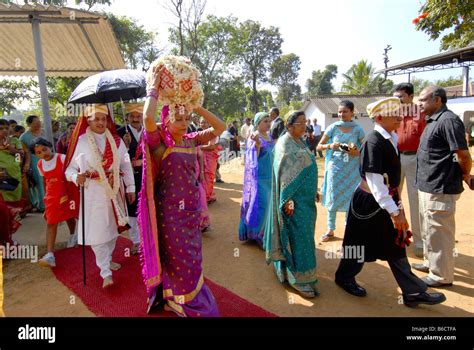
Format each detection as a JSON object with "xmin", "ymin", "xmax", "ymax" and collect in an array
[{"xmin": 2, "ymin": 157, "xmax": 473, "ymax": 317}]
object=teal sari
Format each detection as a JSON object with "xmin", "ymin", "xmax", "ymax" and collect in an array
[
  {"xmin": 264, "ymin": 132, "xmax": 318, "ymax": 289},
  {"xmin": 19, "ymin": 130, "xmax": 45, "ymax": 211}
]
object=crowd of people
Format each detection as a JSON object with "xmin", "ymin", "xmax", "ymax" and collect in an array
[
  {"xmin": 238, "ymin": 83, "xmax": 472, "ymax": 307},
  {"xmin": 0, "ymin": 78, "xmax": 472, "ymax": 316}
]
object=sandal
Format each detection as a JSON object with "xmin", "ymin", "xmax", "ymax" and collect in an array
[
  {"xmin": 321, "ymin": 231, "xmax": 335, "ymax": 242},
  {"xmin": 291, "ymin": 284, "xmax": 316, "ymax": 299}
]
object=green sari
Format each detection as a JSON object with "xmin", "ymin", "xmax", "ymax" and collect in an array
[
  {"xmin": 20, "ymin": 131, "xmax": 45, "ymax": 210},
  {"xmin": 0, "ymin": 137, "xmax": 23, "ymax": 202},
  {"xmin": 264, "ymin": 132, "xmax": 318, "ymax": 289}
]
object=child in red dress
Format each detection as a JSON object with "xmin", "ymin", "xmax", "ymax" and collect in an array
[{"xmin": 32, "ymin": 138, "xmax": 78, "ymax": 267}]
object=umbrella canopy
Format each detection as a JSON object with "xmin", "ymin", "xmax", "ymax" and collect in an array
[{"xmin": 68, "ymin": 69, "xmax": 146, "ymax": 104}]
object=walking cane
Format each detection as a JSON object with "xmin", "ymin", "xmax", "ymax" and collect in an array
[
  {"xmin": 76, "ymin": 153, "xmax": 87, "ymax": 286},
  {"xmin": 81, "ymin": 184, "xmax": 86, "ymax": 286}
]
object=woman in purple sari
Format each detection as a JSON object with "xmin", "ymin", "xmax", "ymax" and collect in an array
[
  {"xmin": 138, "ymin": 68, "xmax": 225, "ymax": 317},
  {"xmin": 239, "ymin": 112, "xmax": 274, "ymax": 247}
]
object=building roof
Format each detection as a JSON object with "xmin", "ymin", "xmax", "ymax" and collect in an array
[
  {"xmin": 302, "ymin": 94, "xmax": 391, "ymax": 115},
  {"xmin": 444, "ymin": 83, "xmax": 474, "ymax": 97},
  {"xmin": 378, "ymin": 46, "xmax": 474, "ymax": 75},
  {"xmin": 0, "ymin": 3, "xmax": 125, "ymax": 77}
]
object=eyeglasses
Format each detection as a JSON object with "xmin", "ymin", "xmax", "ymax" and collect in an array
[{"xmin": 291, "ymin": 122, "xmax": 307, "ymax": 126}]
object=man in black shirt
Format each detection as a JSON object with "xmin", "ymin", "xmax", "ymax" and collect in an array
[{"xmin": 413, "ymin": 86, "xmax": 472, "ymax": 287}]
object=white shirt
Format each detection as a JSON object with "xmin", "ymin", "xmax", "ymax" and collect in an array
[
  {"xmin": 271, "ymin": 117, "xmax": 281, "ymax": 128},
  {"xmin": 38, "ymin": 153, "xmax": 65, "ymax": 174},
  {"xmin": 128, "ymin": 125, "xmax": 143, "ymax": 143},
  {"xmin": 240, "ymin": 124, "xmax": 253, "ymax": 140},
  {"xmin": 313, "ymin": 124, "xmax": 322, "ymax": 137},
  {"xmin": 365, "ymin": 124, "xmax": 399, "ymax": 215},
  {"xmin": 220, "ymin": 130, "xmax": 232, "ymax": 141}
]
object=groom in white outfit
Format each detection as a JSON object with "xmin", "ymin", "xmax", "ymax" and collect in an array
[{"xmin": 66, "ymin": 104, "xmax": 136, "ymax": 288}]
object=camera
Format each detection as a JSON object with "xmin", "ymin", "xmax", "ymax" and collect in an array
[{"xmin": 339, "ymin": 143, "xmax": 350, "ymax": 152}]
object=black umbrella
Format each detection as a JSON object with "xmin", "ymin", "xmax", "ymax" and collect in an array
[
  {"xmin": 68, "ymin": 69, "xmax": 146, "ymax": 286},
  {"xmin": 68, "ymin": 69, "xmax": 147, "ymax": 104}
]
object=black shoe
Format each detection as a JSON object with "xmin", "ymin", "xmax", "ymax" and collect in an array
[
  {"xmin": 411, "ymin": 263, "xmax": 429, "ymax": 273},
  {"xmin": 335, "ymin": 280, "xmax": 367, "ymax": 297},
  {"xmin": 403, "ymin": 292, "xmax": 446, "ymax": 308},
  {"xmin": 215, "ymin": 179, "xmax": 224, "ymax": 183}
]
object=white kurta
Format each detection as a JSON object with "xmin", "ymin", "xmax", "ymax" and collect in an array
[{"xmin": 66, "ymin": 131, "xmax": 135, "ymax": 246}]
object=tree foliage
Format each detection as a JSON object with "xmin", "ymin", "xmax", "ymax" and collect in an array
[
  {"xmin": 435, "ymin": 75, "xmax": 464, "ymax": 87},
  {"xmin": 108, "ymin": 13, "xmax": 162, "ymax": 71},
  {"xmin": 414, "ymin": 0, "xmax": 474, "ymax": 51},
  {"xmin": 305, "ymin": 64, "xmax": 338, "ymax": 96},
  {"xmin": 0, "ymin": 80, "xmax": 37, "ymax": 115},
  {"xmin": 234, "ymin": 20, "xmax": 283, "ymax": 113},
  {"xmin": 3, "ymin": 0, "xmax": 112, "ymax": 9},
  {"xmin": 270, "ymin": 53, "xmax": 301, "ymax": 106},
  {"xmin": 169, "ymin": 15, "xmax": 240, "ymax": 108},
  {"xmin": 410, "ymin": 77, "xmax": 431, "ymax": 94},
  {"xmin": 342, "ymin": 60, "xmax": 393, "ymax": 94}
]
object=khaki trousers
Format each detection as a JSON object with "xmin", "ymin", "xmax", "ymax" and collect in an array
[{"xmin": 418, "ymin": 190, "xmax": 459, "ymax": 284}]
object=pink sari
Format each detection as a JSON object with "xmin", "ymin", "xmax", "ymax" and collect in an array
[{"xmin": 137, "ymin": 107, "xmax": 220, "ymax": 317}]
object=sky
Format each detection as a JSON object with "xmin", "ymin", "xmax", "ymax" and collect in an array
[{"xmin": 95, "ymin": 0, "xmax": 464, "ymax": 92}]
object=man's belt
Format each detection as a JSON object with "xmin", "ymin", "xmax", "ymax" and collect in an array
[{"xmin": 400, "ymin": 150, "xmax": 417, "ymax": 155}]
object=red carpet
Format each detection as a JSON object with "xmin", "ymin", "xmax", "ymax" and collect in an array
[{"xmin": 52, "ymin": 237, "xmax": 276, "ymax": 317}]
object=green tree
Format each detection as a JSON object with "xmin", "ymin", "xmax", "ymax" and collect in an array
[
  {"xmin": 108, "ymin": 13, "xmax": 162, "ymax": 71},
  {"xmin": 414, "ymin": 0, "xmax": 474, "ymax": 51},
  {"xmin": 342, "ymin": 60, "xmax": 393, "ymax": 94},
  {"xmin": 205, "ymin": 78, "xmax": 248, "ymax": 119},
  {"xmin": 243, "ymin": 88, "xmax": 274, "ymax": 115},
  {"xmin": 270, "ymin": 53, "xmax": 301, "ymax": 106},
  {"xmin": 75, "ymin": 0, "xmax": 112, "ymax": 10},
  {"xmin": 45, "ymin": 77, "xmax": 83, "ymax": 118},
  {"xmin": 435, "ymin": 75, "xmax": 464, "ymax": 87},
  {"xmin": 305, "ymin": 64, "xmax": 338, "ymax": 96},
  {"xmin": 410, "ymin": 77, "xmax": 431, "ymax": 94},
  {"xmin": 234, "ymin": 20, "xmax": 283, "ymax": 113},
  {"xmin": 169, "ymin": 15, "xmax": 240, "ymax": 108},
  {"xmin": 4, "ymin": 0, "xmax": 112, "ymax": 9},
  {"xmin": 0, "ymin": 79, "xmax": 37, "ymax": 115}
]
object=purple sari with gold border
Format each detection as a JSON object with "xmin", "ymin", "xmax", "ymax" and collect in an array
[{"xmin": 138, "ymin": 126, "xmax": 219, "ymax": 317}]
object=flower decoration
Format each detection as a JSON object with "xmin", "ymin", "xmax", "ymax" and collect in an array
[
  {"xmin": 147, "ymin": 55, "xmax": 204, "ymax": 122},
  {"xmin": 412, "ymin": 12, "xmax": 429, "ymax": 25}
]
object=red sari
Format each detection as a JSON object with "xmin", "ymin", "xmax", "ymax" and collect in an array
[
  {"xmin": 0, "ymin": 200, "xmax": 21, "ymax": 245},
  {"xmin": 201, "ymin": 139, "xmax": 220, "ymax": 203}
]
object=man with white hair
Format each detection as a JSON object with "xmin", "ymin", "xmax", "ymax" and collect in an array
[
  {"xmin": 335, "ymin": 97, "xmax": 446, "ymax": 308},
  {"xmin": 66, "ymin": 104, "xmax": 136, "ymax": 289}
]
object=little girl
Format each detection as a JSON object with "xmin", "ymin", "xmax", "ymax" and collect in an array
[{"xmin": 32, "ymin": 138, "xmax": 78, "ymax": 267}]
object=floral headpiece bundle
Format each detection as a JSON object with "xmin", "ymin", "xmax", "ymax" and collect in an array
[{"xmin": 147, "ymin": 55, "xmax": 204, "ymax": 123}]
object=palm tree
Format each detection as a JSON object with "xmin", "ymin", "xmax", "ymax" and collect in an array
[{"xmin": 342, "ymin": 60, "xmax": 392, "ymax": 94}]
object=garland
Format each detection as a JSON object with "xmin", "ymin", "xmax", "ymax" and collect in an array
[{"xmin": 85, "ymin": 127, "xmax": 128, "ymax": 226}]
